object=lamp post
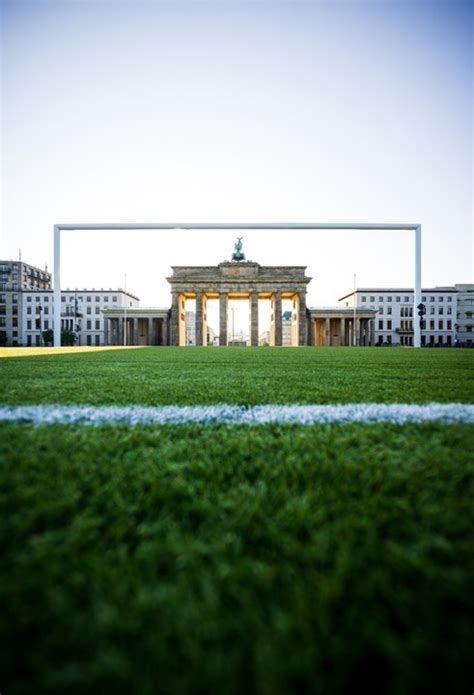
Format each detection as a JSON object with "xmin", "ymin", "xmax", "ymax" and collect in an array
[
  {"xmin": 353, "ymin": 273, "xmax": 357, "ymax": 347},
  {"xmin": 123, "ymin": 273, "xmax": 127, "ymax": 347}
]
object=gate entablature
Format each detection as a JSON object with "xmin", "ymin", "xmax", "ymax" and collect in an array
[{"xmin": 167, "ymin": 261, "xmax": 311, "ymax": 346}]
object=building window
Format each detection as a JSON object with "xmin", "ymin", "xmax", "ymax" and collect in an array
[
  {"xmin": 387, "ymin": 307, "xmax": 392, "ymax": 315},
  {"xmin": 87, "ymin": 307, "xmax": 91, "ymax": 315},
  {"xmin": 430, "ymin": 320, "xmax": 434, "ymax": 330},
  {"xmin": 467, "ymin": 326, "xmax": 473, "ymax": 333},
  {"xmin": 104, "ymin": 296, "xmax": 109, "ymax": 302},
  {"xmin": 378, "ymin": 296, "xmax": 383, "ymax": 302},
  {"xmin": 87, "ymin": 296, "xmax": 91, "ymax": 302},
  {"xmin": 447, "ymin": 296, "xmax": 452, "ymax": 302},
  {"xmin": 113, "ymin": 296, "xmax": 117, "ymax": 302},
  {"xmin": 438, "ymin": 320, "xmax": 443, "ymax": 329},
  {"xmin": 87, "ymin": 335, "xmax": 91, "ymax": 345},
  {"xmin": 396, "ymin": 296, "xmax": 400, "ymax": 302},
  {"xmin": 378, "ymin": 320, "xmax": 383, "ymax": 329},
  {"xmin": 95, "ymin": 335, "xmax": 100, "ymax": 346},
  {"xmin": 447, "ymin": 335, "xmax": 452, "ymax": 345},
  {"xmin": 95, "ymin": 296, "xmax": 100, "ymax": 302},
  {"xmin": 387, "ymin": 296, "xmax": 392, "ymax": 302},
  {"xmin": 95, "ymin": 307, "xmax": 100, "ymax": 315},
  {"xmin": 430, "ymin": 296, "xmax": 435, "ymax": 302},
  {"xmin": 61, "ymin": 296, "xmax": 66, "ymax": 302},
  {"xmin": 95, "ymin": 319, "xmax": 100, "ymax": 329},
  {"xmin": 27, "ymin": 320, "xmax": 31, "ymax": 329},
  {"xmin": 36, "ymin": 296, "xmax": 40, "ymax": 302},
  {"xmin": 44, "ymin": 296, "xmax": 49, "ymax": 302},
  {"xmin": 421, "ymin": 320, "xmax": 426, "ymax": 329},
  {"xmin": 361, "ymin": 296, "xmax": 366, "ymax": 302},
  {"xmin": 430, "ymin": 307, "xmax": 435, "ymax": 315},
  {"xmin": 27, "ymin": 296, "xmax": 32, "ymax": 302},
  {"xmin": 44, "ymin": 307, "xmax": 49, "ymax": 315},
  {"xmin": 447, "ymin": 307, "xmax": 452, "ymax": 315},
  {"xmin": 439, "ymin": 307, "xmax": 443, "ymax": 315},
  {"xmin": 387, "ymin": 335, "xmax": 392, "ymax": 344},
  {"xmin": 87, "ymin": 320, "xmax": 91, "ymax": 329},
  {"xmin": 387, "ymin": 320, "xmax": 392, "ymax": 329},
  {"xmin": 439, "ymin": 296, "xmax": 443, "ymax": 302},
  {"xmin": 405, "ymin": 296, "xmax": 410, "ymax": 302},
  {"xmin": 378, "ymin": 307, "xmax": 383, "ymax": 314},
  {"xmin": 447, "ymin": 320, "xmax": 452, "ymax": 330},
  {"xmin": 438, "ymin": 335, "xmax": 443, "ymax": 344},
  {"xmin": 44, "ymin": 320, "xmax": 49, "ymax": 329}
]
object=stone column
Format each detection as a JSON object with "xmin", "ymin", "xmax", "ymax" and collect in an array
[
  {"xmin": 370, "ymin": 318, "xmax": 375, "ymax": 346},
  {"xmin": 148, "ymin": 318, "xmax": 153, "ymax": 345},
  {"xmin": 133, "ymin": 318, "xmax": 139, "ymax": 345},
  {"xmin": 250, "ymin": 292, "xmax": 259, "ymax": 346},
  {"xmin": 119, "ymin": 317, "xmax": 124, "ymax": 345},
  {"xmin": 308, "ymin": 318, "xmax": 315, "ymax": 346},
  {"xmin": 355, "ymin": 318, "xmax": 361, "ymax": 346},
  {"xmin": 104, "ymin": 318, "xmax": 109, "ymax": 346},
  {"xmin": 298, "ymin": 292, "xmax": 307, "ymax": 346},
  {"xmin": 274, "ymin": 291, "xmax": 282, "ymax": 346},
  {"xmin": 195, "ymin": 292, "xmax": 204, "ymax": 346},
  {"xmin": 340, "ymin": 318, "xmax": 346, "ymax": 346},
  {"xmin": 325, "ymin": 318, "xmax": 331, "ymax": 346},
  {"xmin": 170, "ymin": 292, "xmax": 179, "ymax": 346},
  {"xmin": 163, "ymin": 317, "xmax": 169, "ymax": 346},
  {"xmin": 219, "ymin": 293, "xmax": 227, "ymax": 346}
]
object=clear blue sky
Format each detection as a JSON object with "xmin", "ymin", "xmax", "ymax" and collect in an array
[{"xmin": 1, "ymin": 0, "xmax": 472, "ymax": 309}]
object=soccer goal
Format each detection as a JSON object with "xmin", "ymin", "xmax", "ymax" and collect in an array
[{"xmin": 52, "ymin": 223, "xmax": 422, "ymax": 348}]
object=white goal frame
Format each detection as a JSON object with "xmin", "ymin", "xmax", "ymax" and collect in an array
[{"xmin": 53, "ymin": 223, "xmax": 422, "ymax": 348}]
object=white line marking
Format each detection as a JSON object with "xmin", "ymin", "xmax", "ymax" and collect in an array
[{"xmin": 0, "ymin": 403, "xmax": 473, "ymax": 425}]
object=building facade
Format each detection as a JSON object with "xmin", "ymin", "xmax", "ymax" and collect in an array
[
  {"xmin": 0, "ymin": 260, "xmax": 52, "ymax": 346},
  {"xmin": 21, "ymin": 288, "xmax": 139, "ymax": 347},
  {"xmin": 338, "ymin": 285, "xmax": 474, "ymax": 346}
]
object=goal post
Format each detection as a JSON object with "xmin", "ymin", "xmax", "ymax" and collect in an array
[{"xmin": 53, "ymin": 222, "xmax": 422, "ymax": 348}]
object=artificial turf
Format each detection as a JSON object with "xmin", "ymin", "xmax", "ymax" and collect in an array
[
  {"xmin": 1, "ymin": 421, "xmax": 473, "ymax": 694},
  {"xmin": 1, "ymin": 347, "xmax": 473, "ymax": 693},
  {"xmin": 1, "ymin": 346, "xmax": 473, "ymax": 405}
]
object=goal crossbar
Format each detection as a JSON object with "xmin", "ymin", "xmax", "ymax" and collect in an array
[{"xmin": 53, "ymin": 223, "xmax": 422, "ymax": 347}]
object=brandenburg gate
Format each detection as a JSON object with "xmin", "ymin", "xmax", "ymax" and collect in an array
[{"xmin": 168, "ymin": 251, "xmax": 311, "ymax": 347}]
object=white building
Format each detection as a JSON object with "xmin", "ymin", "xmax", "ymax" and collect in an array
[
  {"xmin": 338, "ymin": 286, "xmax": 473, "ymax": 347},
  {"xmin": 21, "ymin": 288, "xmax": 139, "ymax": 347}
]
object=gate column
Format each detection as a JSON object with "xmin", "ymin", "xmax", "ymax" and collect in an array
[
  {"xmin": 195, "ymin": 292, "xmax": 204, "ymax": 346},
  {"xmin": 298, "ymin": 292, "xmax": 307, "ymax": 346},
  {"xmin": 274, "ymin": 291, "xmax": 282, "ymax": 346},
  {"xmin": 171, "ymin": 292, "xmax": 179, "ymax": 346},
  {"xmin": 250, "ymin": 292, "xmax": 259, "ymax": 346},
  {"xmin": 219, "ymin": 293, "xmax": 227, "ymax": 346}
]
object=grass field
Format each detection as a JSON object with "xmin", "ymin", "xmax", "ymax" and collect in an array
[
  {"xmin": 1, "ymin": 346, "xmax": 473, "ymax": 404},
  {"xmin": 1, "ymin": 347, "xmax": 473, "ymax": 693}
]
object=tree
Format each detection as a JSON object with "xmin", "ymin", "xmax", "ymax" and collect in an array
[
  {"xmin": 42, "ymin": 329, "xmax": 53, "ymax": 346},
  {"xmin": 42, "ymin": 328, "xmax": 76, "ymax": 346},
  {"xmin": 61, "ymin": 329, "xmax": 76, "ymax": 346}
]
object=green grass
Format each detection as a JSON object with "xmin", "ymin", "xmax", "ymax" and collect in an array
[
  {"xmin": 2, "ymin": 347, "xmax": 473, "ymax": 692},
  {"xmin": 1, "ymin": 422, "xmax": 473, "ymax": 694},
  {"xmin": 1, "ymin": 346, "xmax": 473, "ymax": 404}
]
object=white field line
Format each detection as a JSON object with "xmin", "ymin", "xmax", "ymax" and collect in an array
[{"xmin": 0, "ymin": 403, "xmax": 473, "ymax": 426}]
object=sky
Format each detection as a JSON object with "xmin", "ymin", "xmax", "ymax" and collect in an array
[{"xmin": 1, "ymin": 0, "xmax": 472, "ymax": 317}]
